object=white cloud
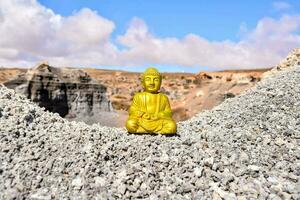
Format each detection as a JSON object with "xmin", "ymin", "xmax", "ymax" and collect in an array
[
  {"xmin": 59, "ymin": 9, "xmax": 115, "ymax": 47},
  {"xmin": 117, "ymin": 15, "xmax": 300, "ymax": 69},
  {"xmin": 0, "ymin": 0, "xmax": 300, "ymax": 71},
  {"xmin": 0, "ymin": 0, "xmax": 117, "ymax": 67},
  {"xmin": 273, "ymin": 1, "xmax": 292, "ymax": 11}
]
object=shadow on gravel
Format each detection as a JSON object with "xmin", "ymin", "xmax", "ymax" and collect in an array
[{"xmin": 127, "ymin": 132, "xmax": 180, "ymax": 137}]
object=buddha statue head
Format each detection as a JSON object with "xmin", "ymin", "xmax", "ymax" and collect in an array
[{"xmin": 141, "ymin": 67, "xmax": 162, "ymax": 94}]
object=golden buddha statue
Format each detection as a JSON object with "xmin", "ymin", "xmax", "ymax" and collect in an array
[{"xmin": 126, "ymin": 67, "xmax": 177, "ymax": 134}]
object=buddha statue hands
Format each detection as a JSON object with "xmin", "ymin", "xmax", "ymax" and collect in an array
[
  {"xmin": 142, "ymin": 113, "xmax": 151, "ymax": 120},
  {"xmin": 126, "ymin": 67, "xmax": 177, "ymax": 134}
]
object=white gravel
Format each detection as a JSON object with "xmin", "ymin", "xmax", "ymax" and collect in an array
[{"xmin": 0, "ymin": 65, "xmax": 299, "ymax": 199}]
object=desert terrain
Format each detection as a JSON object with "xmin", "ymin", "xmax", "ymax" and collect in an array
[{"xmin": 0, "ymin": 65, "xmax": 270, "ymax": 127}]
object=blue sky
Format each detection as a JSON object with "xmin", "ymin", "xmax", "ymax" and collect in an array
[
  {"xmin": 0, "ymin": 0, "xmax": 300, "ymax": 72},
  {"xmin": 38, "ymin": 0, "xmax": 300, "ymax": 41}
]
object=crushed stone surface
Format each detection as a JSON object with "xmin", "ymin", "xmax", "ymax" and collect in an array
[{"xmin": 0, "ymin": 65, "xmax": 300, "ymax": 199}]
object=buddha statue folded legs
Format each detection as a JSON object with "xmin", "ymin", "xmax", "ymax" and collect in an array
[{"xmin": 126, "ymin": 117, "xmax": 176, "ymax": 134}]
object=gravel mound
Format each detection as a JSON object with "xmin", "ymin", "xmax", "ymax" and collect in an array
[{"xmin": 0, "ymin": 65, "xmax": 300, "ymax": 199}]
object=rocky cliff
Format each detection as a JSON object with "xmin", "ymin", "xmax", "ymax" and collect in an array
[{"xmin": 4, "ymin": 63, "xmax": 112, "ymax": 123}]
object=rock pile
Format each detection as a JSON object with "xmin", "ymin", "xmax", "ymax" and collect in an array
[
  {"xmin": 0, "ymin": 63, "xmax": 300, "ymax": 199},
  {"xmin": 263, "ymin": 48, "xmax": 300, "ymax": 79},
  {"xmin": 277, "ymin": 48, "xmax": 300, "ymax": 69}
]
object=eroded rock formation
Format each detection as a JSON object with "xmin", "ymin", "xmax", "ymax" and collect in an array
[{"xmin": 4, "ymin": 63, "xmax": 112, "ymax": 121}]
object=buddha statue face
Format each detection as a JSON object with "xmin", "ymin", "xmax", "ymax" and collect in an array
[{"xmin": 142, "ymin": 68, "xmax": 162, "ymax": 93}]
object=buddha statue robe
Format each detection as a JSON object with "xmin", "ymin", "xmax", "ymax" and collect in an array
[{"xmin": 126, "ymin": 91, "xmax": 177, "ymax": 134}]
